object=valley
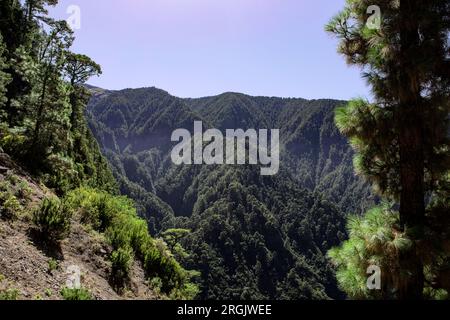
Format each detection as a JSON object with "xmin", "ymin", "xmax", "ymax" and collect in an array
[{"xmin": 86, "ymin": 87, "xmax": 376, "ymax": 299}]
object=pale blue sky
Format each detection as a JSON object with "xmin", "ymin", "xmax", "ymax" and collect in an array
[{"xmin": 48, "ymin": 0, "xmax": 370, "ymax": 99}]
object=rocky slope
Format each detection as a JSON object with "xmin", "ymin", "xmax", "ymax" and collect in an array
[{"xmin": 0, "ymin": 153, "xmax": 155, "ymax": 300}]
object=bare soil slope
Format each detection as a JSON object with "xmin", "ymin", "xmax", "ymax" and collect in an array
[{"xmin": 0, "ymin": 153, "xmax": 156, "ymax": 300}]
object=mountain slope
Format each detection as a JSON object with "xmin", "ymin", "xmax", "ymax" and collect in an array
[
  {"xmin": 86, "ymin": 86, "xmax": 375, "ymax": 299},
  {"xmin": 0, "ymin": 153, "xmax": 155, "ymax": 300},
  {"xmin": 178, "ymin": 164, "xmax": 346, "ymax": 299}
]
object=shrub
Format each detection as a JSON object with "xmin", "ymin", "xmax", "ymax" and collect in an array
[
  {"xmin": 65, "ymin": 187, "xmax": 199, "ymax": 298},
  {"xmin": 16, "ymin": 180, "xmax": 32, "ymax": 200},
  {"xmin": 0, "ymin": 180, "xmax": 22, "ymax": 219},
  {"xmin": 0, "ymin": 193, "xmax": 21, "ymax": 219},
  {"xmin": 0, "ymin": 128, "xmax": 26, "ymax": 159},
  {"xmin": 129, "ymin": 219, "xmax": 149, "ymax": 253},
  {"xmin": 6, "ymin": 173, "xmax": 19, "ymax": 185},
  {"xmin": 33, "ymin": 197, "xmax": 72, "ymax": 241},
  {"xmin": 170, "ymin": 281, "xmax": 200, "ymax": 300},
  {"xmin": 0, "ymin": 275, "xmax": 19, "ymax": 300},
  {"xmin": 106, "ymin": 219, "xmax": 131, "ymax": 250},
  {"xmin": 47, "ymin": 259, "xmax": 59, "ymax": 273},
  {"xmin": 111, "ymin": 246, "xmax": 133, "ymax": 284},
  {"xmin": 149, "ymin": 277, "xmax": 163, "ymax": 295},
  {"xmin": 142, "ymin": 242, "xmax": 187, "ymax": 294},
  {"xmin": 60, "ymin": 287, "xmax": 92, "ymax": 300},
  {"xmin": 42, "ymin": 154, "xmax": 80, "ymax": 195},
  {"xmin": 45, "ymin": 288, "xmax": 53, "ymax": 297},
  {"xmin": 65, "ymin": 188, "xmax": 123, "ymax": 231},
  {"xmin": 95, "ymin": 195, "xmax": 115, "ymax": 231},
  {"xmin": 0, "ymin": 288, "xmax": 19, "ymax": 300}
]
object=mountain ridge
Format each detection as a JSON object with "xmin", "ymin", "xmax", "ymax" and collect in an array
[{"xmin": 86, "ymin": 86, "xmax": 375, "ymax": 299}]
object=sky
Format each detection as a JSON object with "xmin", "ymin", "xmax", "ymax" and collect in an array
[{"xmin": 48, "ymin": 0, "xmax": 371, "ymax": 100}]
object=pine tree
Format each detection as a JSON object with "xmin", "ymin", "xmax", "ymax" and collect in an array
[
  {"xmin": 64, "ymin": 53, "xmax": 101, "ymax": 129},
  {"xmin": 0, "ymin": 0, "xmax": 29, "ymax": 127},
  {"xmin": 0, "ymin": 35, "xmax": 12, "ymax": 112},
  {"xmin": 0, "ymin": 0, "xmax": 26, "ymax": 51},
  {"xmin": 326, "ymin": 0, "xmax": 449, "ymax": 299},
  {"xmin": 1, "ymin": 0, "xmax": 117, "ymax": 193},
  {"xmin": 24, "ymin": 0, "xmax": 58, "ymax": 25},
  {"xmin": 31, "ymin": 20, "xmax": 73, "ymax": 152}
]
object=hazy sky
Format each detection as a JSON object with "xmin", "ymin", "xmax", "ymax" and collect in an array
[{"xmin": 48, "ymin": 0, "xmax": 370, "ymax": 99}]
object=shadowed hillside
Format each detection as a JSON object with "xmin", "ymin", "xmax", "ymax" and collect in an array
[{"xmin": 87, "ymin": 87, "xmax": 376, "ymax": 299}]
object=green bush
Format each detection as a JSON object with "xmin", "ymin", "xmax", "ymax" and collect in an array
[
  {"xmin": 66, "ymin": 188, "xmax": 126, "ymax": 231},
  {"xmin": 47, "ymin": 259, "xmax": 59, "ymax": 273},
  {"xmin": 0, "ymin": 175, "xmax": 33, "ymax": 220},
  {"xmin": 0, "ymin": 274, "xmax": 19, "ymax": 300},
  {"xmin": 65, "ymin": 187, "xmax": 199, "ymax": 298},
  {"xmin": 0, "ymin": 192, "xmax": 21, "ymax": 220},
  {"xmin": 0, "ymin": 180, "xmax": 22, "ymax": 220},
  {"xmin": 111, "ymin": 246, "xmax": 133, "ymax": 283},
  {"xmin": 42, "ymin": 154, "xmax": 80, "ymax": 195},
  {"xmin": 45, "ymin": 288, "xmax": 53, "ymax": 297},
  {"xmin": 149, "ymin": 277, "xmax": 163, "ymax": 295},
  {"xmin": 170, "ymin": 281, "xmax": 200, "ymax": 300},
  {"xmin": 6, "ymin": 173, "xmax": 20, "ymax": 185},
  {"xmin": 33, "ymin": 197, "xmax": 72, "ymax": 241},
  {"xmin": 0, "ymin": 288, "xmax": 19, "ymax": 300},
  {"xmin": 16, "ymin": 180, "xmax": 32, "ymax": 200},
  {"xmin": 60, "ymin": 287, "xmax": 92, "ymax": 300},
  {"xmin": 142, "ymin": 241, "xmax": 188, "ymax": 294}
]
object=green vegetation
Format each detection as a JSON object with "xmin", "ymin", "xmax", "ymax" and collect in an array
[
  {"xmin": 65, "ymin": 187, "xmax": 198, "ymax": 298},
  {"xmin": 85, "ymin": 87, "xmax": 367, "ymax": 299},
  {"xmin": 47, "ymin": 258, "xmax": 59, "ymax": 273},
  {"xmin": 328, "ymin": 205, "xmax": 404, "ymax": 299},
  {"xmin": 33, "ymin": 196, "xmax": 71, "ymax": 241},
  {"xmin": 88, "ymin": 89, "xmax": 374, "ymax": 225},
  {"xmin": 0, "ymin": 192, "xmax": 21, "ymax": 220},
  {"xmin": 1, "ymin": 0, "xmax": 445, "ymax": 302},
  {"xmin": 0, "ymin": 175, "xmax": 28, "ymax": 219},
  {"xmin": 162, "ymin": 229, "xmax": 191, "ymax": 251},
  {"xmin": 0, "ymin": 274, "xmax": 19, "ymax": 300},
  {"xmin": 44, "ymin": 288, "xmax": 53, "ymax": 297},
  {"xmin": 326, "ymin": 0, "xmax": 449, "ymax": 299},
  {"xmin": 0, "ymin": 0, "xmax": 117, "ymax": 195},
  {"xmin": 60, "ymin": 287, "xmax": 92, "ymax": 301},
  {"xmin": 0, "ymin": 0, "xmax": 197, "ymax": 300},
  {"xmin": 0, "ymin": 288, "xmax": 19, "ymax": 301},
  {"xmin": 110, "ymin": 246, "xmax": 133, "ymax": 285},
  {"xmin": 87, "ymin": 87, "xmax": 364, "ymax": 299},
  {"xmin": 161, "ymin": 228, "xmax": 191, "ymax": 259}
]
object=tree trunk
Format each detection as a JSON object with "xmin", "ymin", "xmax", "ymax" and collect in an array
[
  {"xmin": 69, "ymin": 90, "xmax": 78, "ymax": 129},
  {"xmin": 32, "ymin": 72, "xmax": 48, "ymax": 148},
  {"xmin": 397, "ymin": 0, "xmax": 425, "ymax": 300},
  {"xmin": 398, "ymin": 108, "xmax": 425, "ymax": 300}
]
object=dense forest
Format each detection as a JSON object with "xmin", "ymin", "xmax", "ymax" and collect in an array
[
  {"xmin": 0, "ymin": 0, "xmax": 197, "ymax": 300},
  {"xmin": 87, "ymin": 87, "xmax": 375, "ymax": 299}
]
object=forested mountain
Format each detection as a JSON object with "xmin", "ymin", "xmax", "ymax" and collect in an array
[{"xmin": 87, "ymin": 87, "xmax": 376, "ymax": 299}]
